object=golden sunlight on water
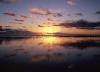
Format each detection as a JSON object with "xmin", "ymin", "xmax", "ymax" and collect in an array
[
  {"xmin": 35, "ymin": 36, "xmax": 100, "ymax": 47},
  {"xmin": 0, "ymin": 37, "xmax": 100, "ymax": 63},
  {"xmin": 39, "ymin": 36, "xmax": 60, "ymax": 46}
]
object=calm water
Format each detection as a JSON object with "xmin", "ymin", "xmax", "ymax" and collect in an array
[{"xmin": 0, "ymin": 36, "xmax": 100, "ymax": 71}]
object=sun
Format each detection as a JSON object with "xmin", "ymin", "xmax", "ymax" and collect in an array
[
  {"xmin": 41, "ymin": 26, "xmax": 59, "ymax": 34},
  {"xmin": 39, "ymin": 19, "xmax": 61, "ymax": 34}
]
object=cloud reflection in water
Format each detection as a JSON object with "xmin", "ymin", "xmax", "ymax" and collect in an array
[{"xmin": 0, "ymin": 37, "xmax": 100, "ymax": 64}]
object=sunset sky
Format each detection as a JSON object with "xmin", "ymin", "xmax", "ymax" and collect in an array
[{"xmin": 0, "ymin": 0, "xmax": 100, "ymax": 34}]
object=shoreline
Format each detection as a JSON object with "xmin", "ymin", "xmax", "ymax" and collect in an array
[{"xmin": 0, "ymin": 35, "xmax": 100, "ymax": 38}]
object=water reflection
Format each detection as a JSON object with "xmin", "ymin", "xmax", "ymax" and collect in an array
[
  {"xmin": 39, "ymin": 36, "xmax": 60, "ymax": 46},
  {"xmin": 60, "ymin": 40, "xmax": 100, "ymax": 49},
  {"xmin": 0, "ymin": 40, "xmax": 2, "ymax": 44},
  {"xmin": 0, "ymin": 36, "xmax": 100, "ymax": 64},
  {"xmin": 37, "ymin": 36, "xmax": 60, "ymax": 48}
]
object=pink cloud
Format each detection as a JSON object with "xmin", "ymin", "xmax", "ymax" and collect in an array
[
  {"xmin": 30, "ymin": 7, "xmax": 50, "ymax": 15},
  {"xmin": 30, "ymin": 7, "xmax": 63, "ymax": 17},
  {"xmin": 67, "ymin": 0, "xmax": 76, "ymax": 6}
]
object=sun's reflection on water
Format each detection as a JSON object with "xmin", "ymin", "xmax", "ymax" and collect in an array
[
  {"xmin": 39, "ymin": 36, "xmax": 60, "ymax": 47},
  {"xmin": 0, "ymin": 37, "xmax": 100, "ymax": 63}
]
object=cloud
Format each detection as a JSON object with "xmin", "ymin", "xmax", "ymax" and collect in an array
[
  {"xmin": 38, "ymin": 25, "xmax": 44, "ymax": 27},
  {"xmin": 47, "ymin": 18, "xmax": 53, "ymax": 21},
  {"xmin": 76, "ymin": 13, "xmax": 83, "ymax": 16},
  {"xmin": 20, "ymin": 15, "xmax": 28, "ymax": 18},
  {"xmin": 53, "ymin": 20, "xmax": 100, "ymax": 30},
  {"xmin": 30, "ymin": 7, "xmax": 51, "ymax": 15},
  {"xmin": 56, "ymin": 13, "xmax": 63, "ymax": 17},
  {"xmin": 18, "ymin": 23, "xmax": 23, "ymax": 24},
  {"xmin": 3, "ymin": 12, "xmax": 16, "ymax": 16},
  {"xmin": 94, "ymin": 11, "xmax": 100, "ymax": 15},
  {"xmin": 68, "ymin": 14, "xmax": 71, "ymax": 16},
  {"xmin": 67, "ymin": 0, "xmax": 76, "ymax": 6},
  {"xmin": 9, "ymin": 22, "xmax": 23, "ymax": 24},
  {"xmin": 30, "ymin": 7, "xmax": 63, "ymax": 17},
  {"xmin": 14, "ymin": 19, "xmax": 25, "ymax": 22},
  {"xmin": 76, "ymin": 27, "xmax": 100, "ymax": 30},
  {"xmin": 3, "ymin": 12, "xmax": 29, "ymax": 18},
  {"xmin": 38, "ymin": 24, "xmax": 52, "ymax": 27},
  {"xmin": 0, "ymin": 0, "xmax": 18, "ymax": 3}
]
